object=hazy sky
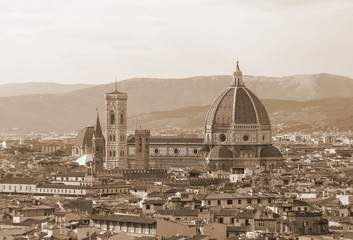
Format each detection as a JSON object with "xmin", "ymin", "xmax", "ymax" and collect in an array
[{"xmin": 1, "ymin": 0, "xmax": 353, "ymax": 84}]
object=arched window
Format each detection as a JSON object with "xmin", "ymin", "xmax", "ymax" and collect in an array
[
  {"xmin": 120, "ymin": 114, "xmax": 124, "ymax": 124},
  {"xmin": 120, "ymin": 150, "xmax": 124, "ymax": 157},
  {"xmin": 112, "ymin": 134, "xmax": 116, "ymax": 142},
  {"xmin": 109, "ymin": 150, "xmax": 112, "ymax": 157},
  {"xmin": 109, "ymin": 134, "xmax": 112, "ymax": 142},
  {"xmin": 112, "ymin": 150, "xmax": 116, "ymax": 157},
  {"xmin": 110, "ymin": 110, "xmax": 115, "ymax": 124},
  {"xmin": 138, "ymin": 138, "xmax": 142, "ymax": 152}
]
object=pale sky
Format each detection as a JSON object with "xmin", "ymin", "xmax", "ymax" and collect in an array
[{"xmin": 1, "ymin": 0, "xmax": 353, "ymax": 84}]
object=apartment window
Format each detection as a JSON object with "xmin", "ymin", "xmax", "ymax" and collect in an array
[
  {"xmin": 268, "ymin": 199, "xmax": 271, "ymax": 203},
  {"xmin": 231, "ymin": 218, "xmax": 234, "ymax": 224},
  {"xmin": 258, "ymin": 199, "xmax": 261, "ymax": 204},
  {"xmin": 247, "ymin": 199, "xmax": 252, "ymax": 204},
  {"xmin": 227, "ymin": 199, "xmax": 233, "ymax": 205},
  {"xmin": 218, "ymin": 218, "xmax": 223, "ymax": 223},
  {"xmin": 208, "ymin": 200, "xmax": 211, "ymax": 205},
  {"xmin": 258, "ymin": 222, "xmax": 265, "ymax": 227},
  {"xmin": 217, "ymin": 200, "xmax": 221, "ymax": 206},
  {"xmin": 238, "ymin": 199, "xmax": 241, "ymax": 204},
  {"xmin": 146, "ymin": 205, "xmax": 150, "ymax": 210}
]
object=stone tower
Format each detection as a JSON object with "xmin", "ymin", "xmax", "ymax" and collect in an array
[
  {"xmin": 134, "ymin": 128, "xmax": 150, "ymax": 170},
  {"xmin": 92, "ymin": 110, "xmax": 105, "ymax": 174},
  {"xmin": 105, "ymin": 87, "xmax": 128, "ymax": 169}
]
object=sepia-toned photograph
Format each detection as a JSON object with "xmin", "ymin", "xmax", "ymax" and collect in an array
[{"xmin": 0, "ymin": 0, "xmax": 353, "ymax": 239}]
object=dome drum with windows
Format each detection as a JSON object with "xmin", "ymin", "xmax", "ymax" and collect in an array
[{"xmin": 204, "ymin": 61, "xmax": 282, "ymax": 171}]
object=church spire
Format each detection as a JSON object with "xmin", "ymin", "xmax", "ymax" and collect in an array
[
  {"xmin": 231, "ymin": 59, "xmax": 245, "ymax": 87},
  {"xmin": 95, "ymin": 109, "xmax": 103, "ymax": 138}
]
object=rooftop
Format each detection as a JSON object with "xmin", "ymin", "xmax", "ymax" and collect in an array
[{"xmin": 91, "ymin": 214, "xmax": 156, "ymax": 224}]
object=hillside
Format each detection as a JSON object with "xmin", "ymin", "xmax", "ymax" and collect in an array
[
  {"xmin": 0, "ymin": 73, "xmax": 353, "ymax": 132},
  {"xmin": 0, "ymin": 82, "xmax": 92, "ymax": 97},
  {"xmin": 130, "ymin": 98, "xmax": 353, "ymax": 133}
]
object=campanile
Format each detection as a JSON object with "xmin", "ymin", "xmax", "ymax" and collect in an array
[{"xmin": 104, "ymin": 88, "xmax": 128, "ymax": 169}]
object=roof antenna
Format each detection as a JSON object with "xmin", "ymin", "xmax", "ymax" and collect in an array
[{"xmin": 115, "ymin": 76, "xmax": 118, "ymax": 92}]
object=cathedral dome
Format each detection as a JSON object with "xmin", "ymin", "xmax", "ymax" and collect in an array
[
  {"xmin": 205, "ymin": 87, "xmax": 270, "ymax": 126},
  {"xmin": 260, "ymin": 145, "xmax": 282, "ymax": 158},
  {"xmin": 74, "ymin": 126, "xmax": 94, "ymax": 147},
  {"xmin": 204, "ymin": 61, "xmax": 272, "ymax": 146},
  {"xmin": 205, "ymin": 62, "xmax": 270, "ymax": 126},
  {"xmin": 208, "ymin": 145, "xmax": 233, "ymax": 159}
]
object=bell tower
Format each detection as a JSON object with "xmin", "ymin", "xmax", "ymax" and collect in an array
[
  {"xmin": 134, "ymin": 128, "xmax": 150, "ymax": 170},
  {"xmin": 104, "ymin": 83, "xmax": 128, "ymax": 169}
]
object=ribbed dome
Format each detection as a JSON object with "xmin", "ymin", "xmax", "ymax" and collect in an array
[
  {"xmin": 206, "ymin": 87, "xmax": 270, "ymax": 126},
  {"xmin": 260, "ymin": 145, "xmax": 282, "ymax": 158},
  {"xmin": 74, "ymin": 126, "xmax": 94, "ymax": 147},
  {"xmin": 208, "ymin": 146, "xmax": 233, "ymax": 159}
]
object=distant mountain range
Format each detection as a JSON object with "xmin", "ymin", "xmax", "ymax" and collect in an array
[
  {"xmin": 133, "ymin": 98, "xmax": 353, "ymax": 133},
  {"xmin": 0, "ymin": 73, "xmax": 353, "ymax": 132},
  {"xmin": 0, "ymin": 82, "xmax": 92, "ymax": 97}
]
